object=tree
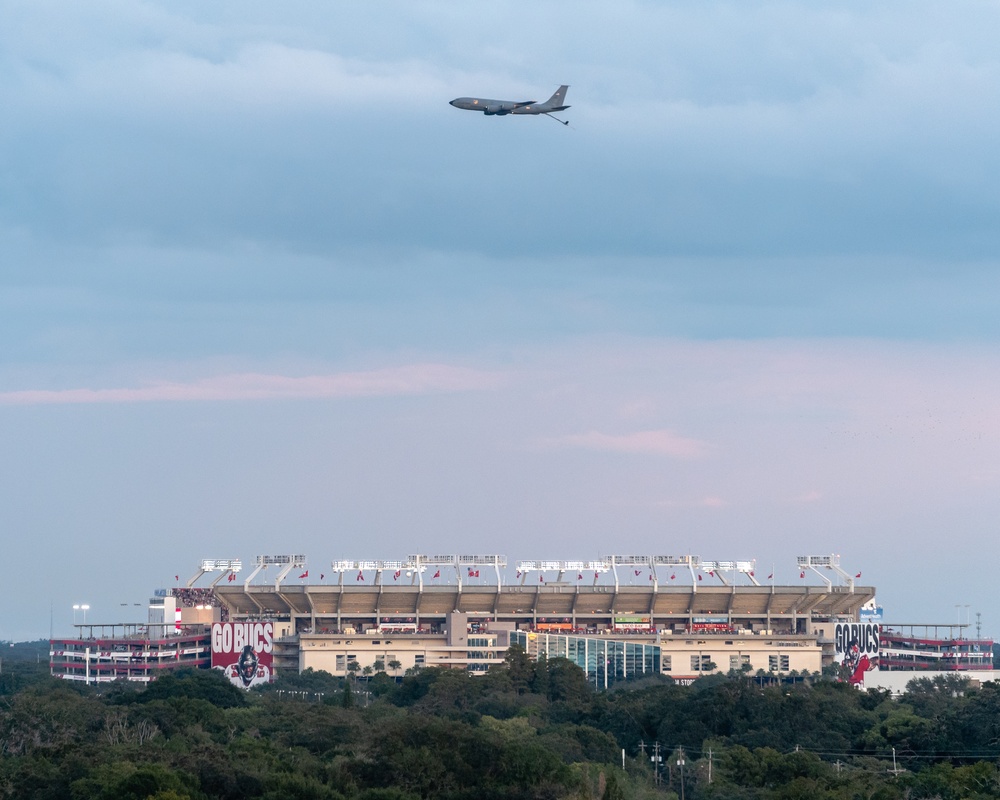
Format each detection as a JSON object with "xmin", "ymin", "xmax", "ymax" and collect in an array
[
  {"xmin": 347, "ymin": 660, "xmax": 360, "ymax": 690},
  {"xmin": 547, "ymin": 658, "xmax": 593, "ymax": 704},
  {"xmin": 503, "ymin": 645, "xmax": 533, "ymax": 695},
  {"xmin": 531, "ymin": 652, "xmax": 550, "ymax": 697},
  {"xmin": 137, "ymin": 668, "xmax": 247, "ymax": 708}
]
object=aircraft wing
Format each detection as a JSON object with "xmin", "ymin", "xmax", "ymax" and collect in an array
[{"xmin": 514, "ymin": 100, "xmax": 537, "ymax": 108}]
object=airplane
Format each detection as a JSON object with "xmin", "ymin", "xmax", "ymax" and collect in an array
[{"xmin": 449, "ymin": 85, "xmax": 570, "ymax": 125}]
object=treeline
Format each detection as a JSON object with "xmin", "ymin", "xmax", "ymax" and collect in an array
[{"xmin": 2, "ymin": 648, "xmax": 1000, "ymax": 799}]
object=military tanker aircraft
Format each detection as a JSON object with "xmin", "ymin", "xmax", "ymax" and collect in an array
[{"xmin": 449, "ymin": 85, "xmax": 570, "ymax": 125}]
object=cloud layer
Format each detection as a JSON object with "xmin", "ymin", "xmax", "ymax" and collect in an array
[
  {"xmin": 2, "ymin": 2, "xmax": 999, "ymax": 641},
  {"xmin": 3, "ymin": 1, "xmax": 1000, "ymax": 260},
  {"xmin": 0, "ymin": 364, "xmax": 500, "ymax": 405}
]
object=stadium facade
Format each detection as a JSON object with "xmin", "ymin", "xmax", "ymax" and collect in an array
[{"xmin": 51, "ymin": 553, "xmax": 877, "ymax": 687}]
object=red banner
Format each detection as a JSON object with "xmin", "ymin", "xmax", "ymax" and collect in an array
[{"xmin": 211, "ymin": 622, "xmax": 273, "ymax": 688}]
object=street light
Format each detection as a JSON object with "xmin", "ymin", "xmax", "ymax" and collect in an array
[{"xmin": 80, "ymin": 604, "xmax": 90, "ymax": 624}]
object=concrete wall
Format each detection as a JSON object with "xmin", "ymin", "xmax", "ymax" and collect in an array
[{"xmin": 862, "ymin": 669, "xmax": 1000, "ymax": 694}]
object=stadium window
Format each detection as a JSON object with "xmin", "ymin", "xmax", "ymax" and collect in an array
[
  {"xmin": 661, "ymin": 655, "xmax": 672, "ymax": 672},
  {"xmin": 690, "ymin": 654, "xmax": 712, "ymax": 672},
  {"xmin": 768, "ymin": 654, "xmax": 789, "ymax": 672},
  {"xmin": 336, "ymin": 655, "xmax": 346, "ymax": 671}
]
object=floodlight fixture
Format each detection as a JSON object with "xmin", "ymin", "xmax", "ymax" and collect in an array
[
  {"xmin": 796, "ymin": 554, "xmax": 855, "ymax": 590},
  {"xmin": 187, "ymin": 558, "xmax": 244, "ymax": 587}
]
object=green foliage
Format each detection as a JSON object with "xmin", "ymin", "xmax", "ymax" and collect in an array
[
  {"xmin": 341, "ymin": 680, "xmax": 354, "ymax": 708},
  {"xmin": 138, "ymin": 668, "xmax": 248, "ymax": 709},
  {"xmin": 69, "ymin": 762, "xmax": 193, "ymax": 800},
  {"xmin": 8, "ymin": 640, "xmax": 1000, "ymax": 799},
  {"xmin": 503, "ymin": 644, "xmax": 534, "ymax": 695},
  {"xmin": 254, "ymin": 666, "xmax": 342, "ymax": 696},
  {"xmin": 0, "ymin": 655, "xmax": 52, "ymax": 696}
]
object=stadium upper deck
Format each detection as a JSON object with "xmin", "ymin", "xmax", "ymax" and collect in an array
[
  {"xmin": 201, "ymin": 553, "xmax": 873, "ymax": 636},
  {"xmin": 213, "ymin": 583, "xmax": 872, "ymax": 628}
]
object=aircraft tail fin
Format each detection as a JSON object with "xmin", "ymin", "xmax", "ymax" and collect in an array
[{"xmin": 543, "ymin": 84, "xmax": 569, "ymax": 110}]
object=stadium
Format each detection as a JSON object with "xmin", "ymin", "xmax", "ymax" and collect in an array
[{"xmin": 48, "ymin": 551, "xmax": 879, "ymax": 688}]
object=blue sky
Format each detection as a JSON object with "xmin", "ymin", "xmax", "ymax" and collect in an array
[{"xmin": 3, "ymin": 1, "xmax": 1000, "ymax": 640}]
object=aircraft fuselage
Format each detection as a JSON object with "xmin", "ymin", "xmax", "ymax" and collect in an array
[
  {"xmin": 449, "ymin": 85, "xmax": 570, "ymax": 118},
  {"xmin": 448, "ymin": 97, "xmax": 531, "ymax": 116}
]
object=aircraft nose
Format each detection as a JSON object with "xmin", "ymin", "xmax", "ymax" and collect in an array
[{"xmin": 449, "ymin": 99, "xmax": 458, "ymax": 107}]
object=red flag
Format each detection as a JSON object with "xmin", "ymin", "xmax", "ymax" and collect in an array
[
  {"xmin": 708, "ymin": 570, "xmax": 715, "ymax": 577},
  {"xmin": 356, "ymin": 571, "xmax": 364, "ymax": 582},
  {"xmin": 474, "ymin": 569, "xmax": 480, "ymax": 577},
  {"xmin": 855, "ymin": 572, "xmax": 862, "ymax": 578},
  {"xmin": 394, "ymin": 570, "xmax": 401, "ymax": 581},
  {"xmin": 228, "ymin": 572, "xmax": 235, "ymax": 582},
  {"xmin": 767, "ymin": 573, "xmax": 773, "ymax": 579},
  {"xmin": 799, "ymin": 571, "xmax": 805, "ymax": 578},
  {"xmin": 174, "ymin": 575, "xmax": 179, "ymax": 581},
  {"xmin": 539, "ymin": 575, "xmax": 544, "ymax": 583},
  {"xmin": 669, "ymin": 573, "xmax": 676, "ymax": 580},
  {"xmin": 320, "ymin": 573, "xmax": 325, "ymax": 581},
  {"xmin": 749, "ymin": 571, "xmax": 754, "ymax": 577},
  {"xmin": 594, "ymin": 571, "xmax": 599, "ymax": 579},
  {"xmin": 433, "ymin": 570, "xmax": 440, "ymax": 579},
  {"xmin": 516, "ymin": 571, "xmax": 521, "ymax": 579},
  {"xmin": 634, "ymin": 569, "xmax": 641, "ymax": 576},
  {"xmin": 648, "ymin": 574, "xmax": 653, "ymax": 581},
  {"xmin": 577, "ymin": 573, "xmax": 583, "ymax": 581},
  {"xmin": 468, "ymin": 568, "xmax": 474, "ymax": 576},
  {"xmin": 697, "ymin": 574, "xmax": 703, "ymax": 581},
  {"xmin": 299, "ymin": 570, "xmax": 309, "ymax": 579}
]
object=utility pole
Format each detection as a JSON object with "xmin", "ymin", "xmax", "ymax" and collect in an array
[
  {"xmin": 708, "ymin": 747, "xmax": 713, "ymax": 784},
  {"xmin": 676, "ymin": 745, "xmax": 686, "ymax": 800},
  {"xmin": 888, "ymin": 747, "xmax": 905, "ymax": 778},
  {"xmin": 651, "ymin": 741, "xmax": 662, "ymax": 786}
]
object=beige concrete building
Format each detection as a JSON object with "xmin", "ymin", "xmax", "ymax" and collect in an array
[{"xmin": 206, "ymin": 557, "xmax": 872, "ymax": 685}]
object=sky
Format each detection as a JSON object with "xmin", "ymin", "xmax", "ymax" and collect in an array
[{"xmin": 3, "ymin": 1, "xmax": 1000, "ymax": 641}]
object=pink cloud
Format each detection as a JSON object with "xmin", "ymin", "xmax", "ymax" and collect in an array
[
  {"xmin": 553, "ymin": 429, "xmax": 711, "ymax": 459},
  {"xmin": 0, "ymin": 364, "xmax": 501, "ymax": 405}
]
